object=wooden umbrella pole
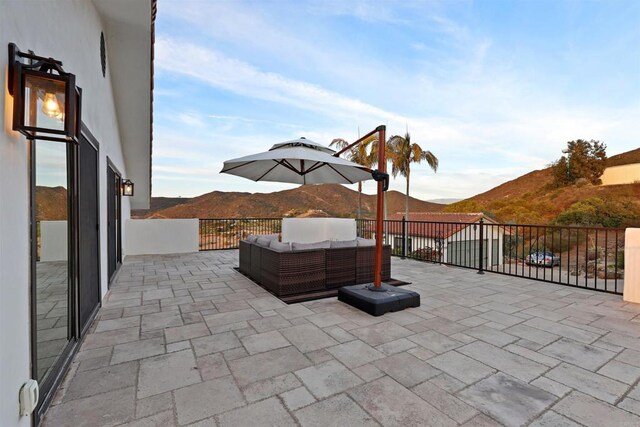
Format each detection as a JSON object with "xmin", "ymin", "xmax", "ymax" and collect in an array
[{"xmin": 374, "ymin": 125, "xmax": 386, "ymax": 288}]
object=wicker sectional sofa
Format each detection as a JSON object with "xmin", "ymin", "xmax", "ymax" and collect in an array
[{"xmin": 239, "ymin": 239, "xmax": 391, "ymax": 297}]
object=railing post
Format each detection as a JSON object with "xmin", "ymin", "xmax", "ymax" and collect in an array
[
  {"xmin": 477, "ymin": 218, "xmax": 484, "ymax": 274},
  {"xmin": 401, "ymin": 216, "xmax": 406, "ymax": 259}
]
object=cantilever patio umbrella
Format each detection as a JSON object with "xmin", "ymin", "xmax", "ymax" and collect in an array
[
  {"xmin": 221, "ymin": 127, "xmax": 419, "ymax": 315},
  {"xmin": 220, "ymin": 137, "xmax": 374, "ymax": 185}
]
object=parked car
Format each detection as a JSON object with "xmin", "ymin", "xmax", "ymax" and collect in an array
[{"xmin": 525, "ymin": 251, "xmax": 560, "ymax": 267}]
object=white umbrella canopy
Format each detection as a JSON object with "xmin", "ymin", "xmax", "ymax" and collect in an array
[{"xmin": 220, "ymin": 137, "xmax": 373, "ymax": 185}]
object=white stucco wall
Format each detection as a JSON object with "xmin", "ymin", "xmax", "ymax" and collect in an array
[
  {"xmin": 0, "ymin": 1, "xmax": 145, "ymax": 424},
  {"xmin": 125, "ymin": 219, "xmax": 199, "ymax": 255},
  {"xmin": 601, "ymin": 164, "xmax": 640, "ymax": 186},
  {"xmin": 282, "ymin": 218, "xmax": 357, "ymax": 243}
]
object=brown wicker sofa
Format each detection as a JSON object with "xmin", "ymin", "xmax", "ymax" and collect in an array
[{"xmin": 239, "ymin": 239, "xmax": 391, "ymax": 297}]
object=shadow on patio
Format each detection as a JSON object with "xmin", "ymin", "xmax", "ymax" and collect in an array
[{"xmin": 43, "ymin": 250, "xmax": 640, "ymax": 426}]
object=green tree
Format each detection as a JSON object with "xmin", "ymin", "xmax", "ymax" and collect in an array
[
  {"xmin": 553, "ymin": 139, "xmax": 607, "ymax": 186},
  {"xmin": 387, "ymin": 131, "xmax": 438, "ymax": 253},
  {"xmin": 330, "ymin": 135, "xmax": 376, "ymax": 219}
]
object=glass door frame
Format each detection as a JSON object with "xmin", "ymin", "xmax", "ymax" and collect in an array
[{"xmin": 29, "ymin": 138, "xmax": 80, "ymax": 424}]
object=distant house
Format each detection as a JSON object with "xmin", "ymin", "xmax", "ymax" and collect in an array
[{"xmin": 384, "ymin": 212, "xmax": 505, "ymax": 268}]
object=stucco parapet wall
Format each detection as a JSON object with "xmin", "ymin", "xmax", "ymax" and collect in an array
[
  {"xmin": 601, "ymin": 163, "xmax": 640, "ymax": 186},
  {"xmin": 623, "ymin": 228, "xmax": 640, "ymax": 304},
  {"xmin": 125, "ymin": 219, "xmax": 199, "ymax": 255}
]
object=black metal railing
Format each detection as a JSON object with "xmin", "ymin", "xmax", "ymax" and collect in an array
[
  {"xmin": 356, "ymin": 218, "xmax": 625, "ymax": 295},
  {"xmin": 199, "ymin": 218, "xmax": 282, "ymax": 251}
]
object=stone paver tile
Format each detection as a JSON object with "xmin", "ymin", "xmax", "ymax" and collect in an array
[
  {"xmin": 627, "ymin": 381, "xmax": 640, "ymax": 400},
  {"xmin": 407, "ymin": 345, "xmax": 437, "ymax": 361},
  {"xmin": 353, "ymin": 364, "xmax": 385, "ymax": 382},
  {"xmin": 43, "ymin": 387, "xmax": 135, "ymax": 427},
  {"xmin": 522, "ymin": 307, "xmax": 569, "ymax": 322},
  {"xmin": 350, "ymin": 321, "xmax": 413, "ymax": 346},
  {"xmin": 203, "ymin": 308, "xmax": 261, "ymax": 329},
  {"xmin": 597, "ymin": 360, "xmax": 640, "ymax": 384},
  {"xmin": 458, "ymin": 373, "xmax": 557, "ymax": 427},
  {"xmin": 540, "ymin": 337, "xmax": 616, "ymax": 371},
  {"xmin": 110, "ymin": 337, "xmax": 165, "ymax": 365},
  {"xmin": 240, "ymin": 330, "xmax": 290, "ymax": 354},
  {"xmin": 306, "ymin": 312, "xmax": 348, "ymax": 328},
  {"xmin": 460, "ymin": 413, "xmax": 502, "ymax": 426},
  {"xmin": 414, "ymin": 317, "xmax": 468, "ymax": 335},
  {"xmin": 408, "ymin": 330, "xmax": 463, "ymax": 354},
  {"xmin": 295, "ymin": 360, "xmax": 363, "ymax": 399},
  {"xmin": 167, "ymin": 340, "xmax": 191, "ymax": 353},
  {"xmin": 137, "ymin": 349, "xmax": 201, "ymax": 398},
  {"xmin": 618, "ymin": 397, "xmax": 640, "ymax": 417},
  {"xmin": 530, "ymin": 377, "xmax": 572, "ymax": 398},
  {"xmin": 478, "ymin": 310, "xmax": 524, "ymax": 327},
  {"xmin": 376, "ymin": 337, "xmax": 417, "ymax": 355},
  {"xmin": 597, "ymin": 332, "xmax": 640, "ymax": 352},
  {"xmin": 412, "ymin": 381, "xmax": 478, "ymax": 424},
  {"xmin": 427, "ymin": 351, "xmax": 495, "ymax": 384},
  {"xmin": 280, "ymin": 386, "xmax": 316, "ymax": 411},
  {"xmin": 429, "ymin": 373, "xmax": 467, "ymax": 393},
  {"xmin": 217, "ymin": 396, "xmax": 296, "ymax": 427},
  {"xmin": 197, "ymin": 353, "xmax": 230, "ymax": 380},
  {"xmin": 457, "ymin": 341, "xmax": 547, "ymax": 382},
  {"xmin": 294, "ymin": 394, "xmax": 379, "ymax": 427},
  {"xmin": 82, "ymin": 327, "xmax": 140, "ymax": 350},
  {"xmin": 95, "ymin": 316, "xmax": 140, "ymax": 333},
  {"xmin": 280, "ymin": 324, "xmax": 339, "ymax": 353},
  {"xmin": 141, "ymin": 311, "xmax": 183, "ymax": 332},
  {"xmin": 276, "ymin": 304, "xmax": 315, "ymax": 319},
  {"xmin": 305, "ymin": 348, "xmax": 334, "ymax": 364},
  {"xmin": 322, "ymin": 325, "xmax": 355, "ymax": 343},
  {"xmin": 326, "ymin": 340, "xmax": 384, "ymax": 368},
  {"xmin": 248, "ymin": 315, "xmax": 292, "ymax": 333},
  {"xmin": 164, "ymin": 323, "xmax": 210, "ymax": 344},
  {"xmin": 192, "ymin": 331, "xmax": 241, "ymax": 356},
  {"xmin": 229, "ymin": 346, "xmax": 311, "ymax": 386},
  {"xmin": 348, "ymin": 376, "xmax": 456, "ymax": 427},
  {"xmin": 64, "ymin": 361, "xmax": 137, "ymax": 401},
  {"xmin": 174, "ymin": 376, "xmax": 245, "ymax": 425},
  {"xmin": 136, "ymin": 392, "xmax": 173, "ymax": 419},
  {"xmin": 246, "ymin": 296, "xmax": 287, "ymax": 312},
  {"xmin": 591, "ymin": 316, "xmax": 640, "ymax": 337},
  {"xmin": 431, "ymin": 304, "xmax": 482, "ymax": 321},
  {"xmin": 503, "ymin": 344, "xmax": 560, "ymax": 367},
  {"xmin": 545, "ymin": 362, "xmax": 628, "ymax": 403},
  {"xmin": 464, "ymin": 325, "xmax": 518, "ymax": 347},
  {"xmin": 142, "ymin": 288, "xmax": 174, "ymax": 301},
  {"xmin": 529, "ymin": 411, "xmax": 581, "ymax": 427},
  {"xmin": 119, "ymin": 410, "xmax": 175, "ymax": 427},
  {"xmin": 374, "ymin": 352, "xmax": 441, "ymax": 387},
  {"xmin": 553, "ymin": 391, "xmax": 640, "ymax": 426},
  {"xmin": 523, "ymin": 318, "xmax": 601, "ymax": 344},
  {"xmin": 242, "ymin": 372, "xmax": 301, "ymax": 403},
  {"xmin": 616, "ymin": 349, "xmax": 640, "ymax": 367}
]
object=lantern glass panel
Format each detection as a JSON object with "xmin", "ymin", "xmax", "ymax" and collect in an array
[{"xmin": 24, "ymin": 74, "xmax": 66, "ymax": 132}]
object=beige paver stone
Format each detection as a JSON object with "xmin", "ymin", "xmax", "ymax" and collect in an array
[
  {"xmin": 82, "ymin": 327, "xmax": 140, "ymax": 350},
  {"xmin": 246, "ymin": 296, "xmax": 287, "ymax": 311},
  {"xmin": 217, "ymin": 397, "xmax": 296, "ymax": 427},
  {"xmin": 276, "ymin": 304, "xmax": 315, "ymax": 319},
  {"xmin": 374, "ymin": 352, "xmax": 440, "ymax": 387},
  {"xmin": 242, "ymin": 372, "xmax": 301, "ymax": 402},
  {"xmin": 412, "ymin": 381, "xmax": 478, "ymax": 424},
  {"xmin": 45, "ymin": 387, "xmax": 136, "ymax": 427},
  {"xmin": 64, "ymin": 361, "xmax": 137, "ymax": 401},
  {"xmin": 280, "ymin": 323, "xmax": 339, "ymax": 352},
  {"xmin": 457, "ymin": 341, "xmax": 547, "ymax": 382},
  {"xmin": 618, "ymin": 397, "xmax": 640, "ymax": 417},
  {"xmin": 529, "ymin": 411, "xmax": 581, "ymax": 427},
  {"xmin": 135, "ymin": 392, "xmax": 173, "ymax": 419},
  {"xmin": 240, "ymin": 330, "xmax": 290, "ymax": 354},
  {"xmin": 597, "ymin": 359, "xmax": 640, "ymax": 384},
  {"xmin": 545, "ymin": 362, "xmax": 628, "ymax": 403},
  {"xmin": 111, "ymin": 337, "xmax": 164, "ymax": 364},
  {"xmin": 197, "ymin": 353, "xmax": 230, "ymax": 380},
  {"xmin": 174, "ymin": 376, "xmax": 245, "ymax": 425},
  {"xmin": 137, "ymin": 349, "xmax": 201, "ymax": 398},
  {"xmin": 95, "ymin": 316, "xmax": 141, "ymax": 332},
  {"xmin": 248, "ymin": 314, "xmax": 292, "ymax": 332},
  {"xmin": 540, "ymin": 337, "xmax": 616, "ymax": 370},
  {"xmin": 427, "ymin": 351, "xmax": 495, "ymax": 384},
  {"xmin": 204, "ymin": 308, "xmax": 261, "ymax": 328},
  {"xmin": 120, "ymin": 410, "xmax": 175, "ymax": 427},
  {"xmin": 326, "ymin": 340, "xmax": 384, "ymax": 368},
  {"xmin": 280, "ymin": 386, "xmax": 316, "ymax": 411},
  {"xmin": 295, "ymin": 360, "xmax": 363, "ymax": 399},
  {"xmin": 294, "ymin": 394, "xmax": 379, "ymax": 427},
  {"xmin": 141, "ymin": 311, "xmax": 183, "ymax": 331},
  {"xmin": 458, "ymin": 373, "xmax": 557, "ymax": 426},
  {"xmin": 350, "ymin": 321, "xmax": 413, "ymax": 346},
  {"xmin": 192, "ymin": 331, "xmax": 241, "ymax": 356},
  {"xmin": 306, "ymin": 312, "xmax": 348, "ymax": 327},
  {"xmin": 408, "ymin": 330, "xmax": 463, "ymax": 354},
  {"xmin": 375, "ymin": 337, "xmax": 417, "ymax": 355},
  {"xmin": 530, "ymin": 377, "xmax": 572, "ymax": 398},
  {"xmin": 553, "ymin": 391, "xmax": 640, "ymax": 426},
  {"xmin": 348, "ymin": 376, "xmax": 456, "ymax": 426},
  {"xmin": 229, "ymin": 346, "xmax": 311, "ymax": 386}
]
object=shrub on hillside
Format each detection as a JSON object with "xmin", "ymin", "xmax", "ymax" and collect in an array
[
  {"xmin": 555, "ymin": 197, "xmax": 637, "ymax": 227},
  {"xmin": 552, "ymin": 139, "xmax": 607, "ymax": 187}
]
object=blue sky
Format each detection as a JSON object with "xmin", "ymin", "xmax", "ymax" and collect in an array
[{"xmin": 152, "ymin": 0, "xmax": 640, "ymax": 200}]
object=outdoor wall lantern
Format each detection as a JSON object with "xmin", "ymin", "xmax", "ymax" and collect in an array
[
  {"xmin": 8, "ymin": 43, "xmax": 81, "ymax": 143},
  {"xmin": 122, "ymin": 179, "xmax": 134, "ymax": 197}
]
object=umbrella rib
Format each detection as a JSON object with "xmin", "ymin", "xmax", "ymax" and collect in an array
[
  {"xmin": 304, "ymin": 162, "xmax": 324, "ymax": 174},
  {"xmin": 256, "ymin": 161, "xmax": 282, "ymax": 181},
  {"xmin": 220, "ymin": 160, "xmax": 255, "ymax": 173},
  {"xmin": 327, "ymin": 163, "xmax": 354, "ymax": 184},
  {"xmin": 279, "ymin": 159, "xmax": 302, "ymax": 175}
]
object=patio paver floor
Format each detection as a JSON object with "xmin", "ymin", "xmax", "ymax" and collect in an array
[{"xmin": 43, "ymin": 250, "xmax": 640, "ymax": 426}]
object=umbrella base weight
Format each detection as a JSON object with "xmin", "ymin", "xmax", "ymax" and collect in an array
[{"xmin": 338, "ymin": 283, "xmax": 420, "ymax": 317}]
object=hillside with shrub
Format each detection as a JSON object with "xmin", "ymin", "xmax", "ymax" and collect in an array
[{"xmin": 445, "ymin": 146, "xmax": 640, "ymax": 227}]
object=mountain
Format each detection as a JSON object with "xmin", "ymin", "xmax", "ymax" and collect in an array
[
  {"xmin": 445, "ymin": 148, "xmax": 640, "ymax": 225},
  {"xmin": 134, "ymin": 184, "xmax": 444, "ymax": 219},
  {"xmin": 427, "ymin": 198, "xmax": 462, "ymax": 205},
  {"xmin": 35, "ymin": 186, "xmax": 68, "ymax": 221}
]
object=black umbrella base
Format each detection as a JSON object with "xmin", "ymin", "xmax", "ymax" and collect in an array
[{"xmin": 338, "ymin": 283, "xmax": 420, "ymax": 317}]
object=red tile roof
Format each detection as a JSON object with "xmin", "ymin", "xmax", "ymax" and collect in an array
[{"xmin": 385, "ymin": 212, "xmax": 493, "ymax": 239}]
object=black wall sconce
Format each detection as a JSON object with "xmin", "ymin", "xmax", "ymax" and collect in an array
[
  {"xmin": 8, "ymin": 43, "xmax": 81, "ymax": 143},
  {"xmin": 122, "ymin": 179, "xmax": 134, "ymax": 197}
]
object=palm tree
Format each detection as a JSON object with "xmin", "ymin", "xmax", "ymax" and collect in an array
[
  {"xmin": 387, "ymin": 130, "xmax": 438, "ymax": 254},
  {"xmin": 330, "ymin": 135, "xmax": 376, "ymax": 219}
]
